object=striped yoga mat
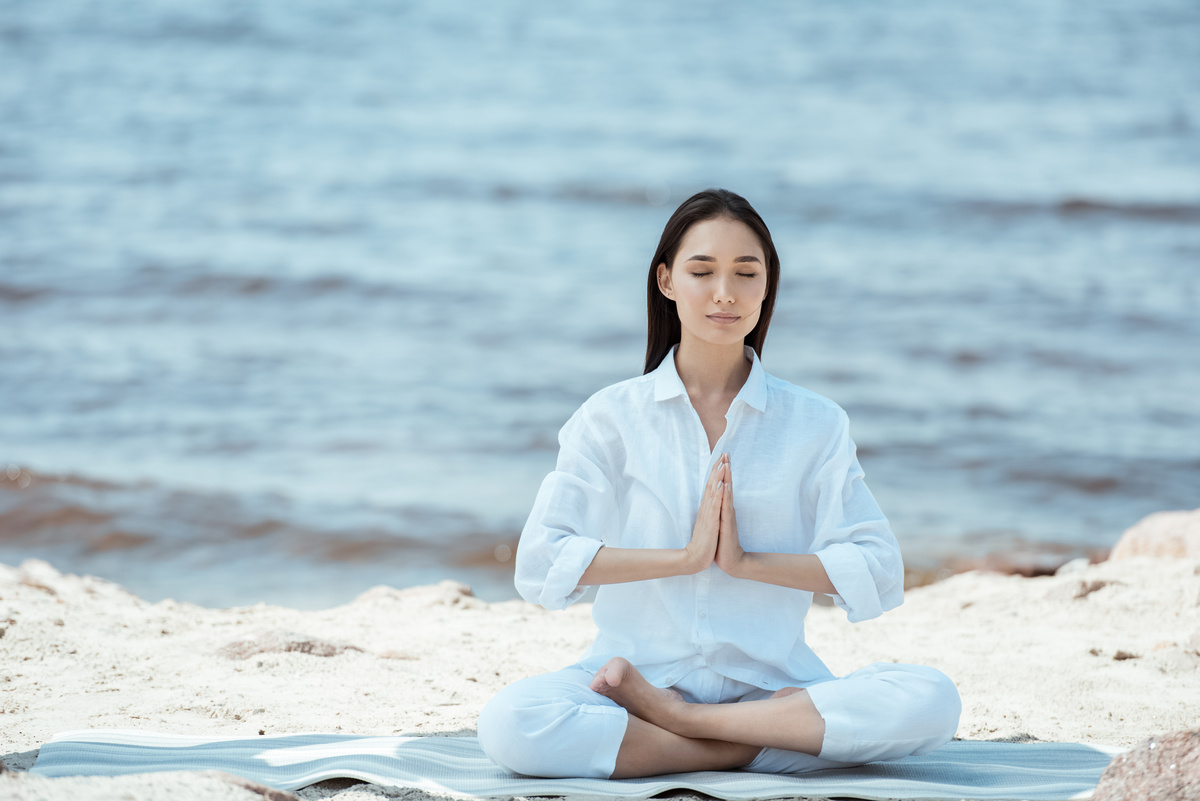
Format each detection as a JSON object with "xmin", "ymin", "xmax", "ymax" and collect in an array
[{"xmin": 31, "ymin": 729, "xmax": 1121, "ymax": 800}]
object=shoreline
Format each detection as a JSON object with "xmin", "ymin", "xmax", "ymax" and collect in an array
[
  {"xmin": 1, "ymin": 554, "xmax": 1197, "ymax": 800},
  {"xmin": 0, "ymin": 462, "xmax": 1131, "ymax": 611}
]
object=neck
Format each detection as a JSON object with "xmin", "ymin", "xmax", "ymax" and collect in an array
[{"xmin": 673, "ymin": 333, "xmax": 752, "ymax": 401}]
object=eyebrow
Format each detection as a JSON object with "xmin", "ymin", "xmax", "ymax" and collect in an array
[{"xmin": 684, "ymin": 255, "xmax": 763, "ymax": 264}]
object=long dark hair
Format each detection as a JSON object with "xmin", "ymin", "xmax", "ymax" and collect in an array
[{"xmin": 643, "ymin": 188, "xmax": 781, "ymax": 374}]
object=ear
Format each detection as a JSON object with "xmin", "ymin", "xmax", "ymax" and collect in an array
[{"xmin": 656, "ymin": 262, "xmax": 673, "ymax": 300}]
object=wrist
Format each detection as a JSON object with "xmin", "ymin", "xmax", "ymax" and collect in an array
[
  {"xmin": 678, "ymin": 546, "xmax": 704, "ymax": 576},
  {"xmin": 726, "ymin": 548, "xmax": 752, "ymax": 579}
]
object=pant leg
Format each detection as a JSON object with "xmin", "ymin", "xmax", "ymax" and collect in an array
[
  {"xmin": 745, "ymin": 662, "xmax": 961, "ymax": 774},
  {"xmin": 476, "ymin": 664, "xmax": 629, "ymax": 778}
]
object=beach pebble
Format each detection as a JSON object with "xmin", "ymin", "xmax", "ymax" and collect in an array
[
  {"xmin": 1111, "ymin": 508, "xmax": 1200, "ymax": 560},
  {"xmin": 1093, "ymin": 728, "xmax": 1199, "ymax": 801}
]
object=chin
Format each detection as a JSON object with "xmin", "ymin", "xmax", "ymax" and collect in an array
[{"xmin": 694, "ymin": 328, "xmax": 753, "ymax": 347}]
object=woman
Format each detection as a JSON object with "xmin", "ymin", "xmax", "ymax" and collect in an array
[{"xmin": 477, "ymin": 188, "xmax": 961, "ymax": 779}]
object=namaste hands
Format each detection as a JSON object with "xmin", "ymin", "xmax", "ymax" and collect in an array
[{"xmin": 682, "ymin": 453, "xmax": 747, "ymax": 576}]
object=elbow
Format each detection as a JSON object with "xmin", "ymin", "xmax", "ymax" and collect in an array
[{"xmin": 512, "ymin": 533, "xmax": 598, "ymax": 611}]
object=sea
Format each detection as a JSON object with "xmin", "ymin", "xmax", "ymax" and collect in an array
[{"xmin": 1, "ymin": 0, "xmax": 1197, "ymax": 609}]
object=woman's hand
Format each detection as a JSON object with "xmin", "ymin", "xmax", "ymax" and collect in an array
[
  {"xmin": 682, "ymin": 455, "xmax": 725, "ymax": 574},
  {"xmin": 715, "ymin": 454, "xmax": 747, "ymax": 576}
]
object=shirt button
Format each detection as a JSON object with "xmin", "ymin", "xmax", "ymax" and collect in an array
[{"xmin": 699, "ymin": 611, "xmax": 707, "ymax": 619}]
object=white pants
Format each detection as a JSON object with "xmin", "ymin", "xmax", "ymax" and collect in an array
[{"xmin": 477, "ymin": 661, "xmax": 961, "ymax": 778}]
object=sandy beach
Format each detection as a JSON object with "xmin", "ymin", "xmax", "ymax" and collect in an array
[{"xmin": 1, "ymin": 553, "xmax": 1197, "ymax": 800}]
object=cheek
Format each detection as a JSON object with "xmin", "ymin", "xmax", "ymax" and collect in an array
[{"xmin": 677, "ymin": 284, "xmax": 709, "ymax": 310}]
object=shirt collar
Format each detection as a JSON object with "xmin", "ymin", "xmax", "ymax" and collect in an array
[{"xmin": 652, "ymin": 342, "xmax": 768, "ymax": 412}]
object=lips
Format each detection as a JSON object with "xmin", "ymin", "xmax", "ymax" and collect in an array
[{"xmin": 708, "ymin": 314, "xmax": 739, "ymax": 321}]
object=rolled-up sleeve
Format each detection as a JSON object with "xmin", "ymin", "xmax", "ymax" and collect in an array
[
  {"xmin": 514, "ymin": 403, "xmax": 617, "ymax": 610},
  {"xmin": 806, "ymin": 408, "xmax": 904, "ymax": 622}
]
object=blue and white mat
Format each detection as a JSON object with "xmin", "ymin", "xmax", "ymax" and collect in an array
[{"xmin": 31, "ymin": 729, "xmax": 1122, "ymax": 800}]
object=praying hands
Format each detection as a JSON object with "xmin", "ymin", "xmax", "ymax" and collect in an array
[
  {"xmin": 685, "ymin": 453, "xmax": 836, "ymax": 595},
  {"xmin": 683, "ymin": 453, "xmax": 747, "ymax": 576}
]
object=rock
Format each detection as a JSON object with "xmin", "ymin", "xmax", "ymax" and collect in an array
[
  {"xmin": 1043, "ymin": 578, "xmax": 1122, "ymax": 603},
  {"xmin": 1093, "ymin": 728, "xmax": 1200, "ymax": 801},
  {"xmin": 1055, "ymin": 556, "xmax": 1091, "ymax": 576},
  {"xmin": 218, "ymin": 630, "xmax": 365, "ymax": 660},
  {"xmin": 352, "ymin": 579, "xmax": 484, "ymax": 609},
  {"xmin": 217, "ymin": 771, "xmax": 302, "ymax": 800},
  {"xmin": 1111, "ymin": 508, "xmax": 1200, "ymax": 560}
]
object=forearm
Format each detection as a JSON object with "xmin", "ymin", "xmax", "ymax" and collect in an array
[
  {"xmin": 728, "ymin": 551, "xmax": 837, "ymax": 594},
  {"xmin": 578, "ymin": 545, "xmax": 694, "ymax": 586}
]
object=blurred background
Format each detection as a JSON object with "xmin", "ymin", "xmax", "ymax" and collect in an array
[{"xmin": 1, "ymin": 0, "xmax": 1197, "ymax": 608}]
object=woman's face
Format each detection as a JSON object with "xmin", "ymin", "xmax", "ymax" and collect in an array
[{"xmin": 657, "ymin": 216, "xmax": 769, "ymax": 348}]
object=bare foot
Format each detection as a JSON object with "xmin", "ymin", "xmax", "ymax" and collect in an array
[{"xmin": 589, "ymin": 657, "xmax": 687, "ymax": 732}]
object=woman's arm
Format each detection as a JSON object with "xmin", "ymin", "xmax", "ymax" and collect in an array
[
  {"xmin": 720, "ymin": 551, "xmax": 837, "ymax": 594},
  {"xmin": 578, "ymin": 454, "xmax": 728, "ymax": 587},
  {"xmin": 713, "ymin": 458, "xmax": 836, "ymax": 593},
  {"xmin": 578, "ymin": 545, "xmax": 695, "ymax": 585}
]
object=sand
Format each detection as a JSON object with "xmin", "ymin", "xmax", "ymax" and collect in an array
[{"xmin": 1, "ymin": 555, "xmax": 1198, "ymax": 801}]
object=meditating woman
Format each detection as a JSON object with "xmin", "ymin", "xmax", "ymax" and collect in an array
[{"xmin": 477, "ymin": 188, "xmax": 961, "ymax": 779}]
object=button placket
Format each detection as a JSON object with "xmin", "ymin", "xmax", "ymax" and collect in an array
[
  {"xmin": 683, "ymin": 397, "xmax": 744, "ymax": 658},
  {"xmin": 696, "ymin": 566, "xmax": 714, "ymax": 652}
]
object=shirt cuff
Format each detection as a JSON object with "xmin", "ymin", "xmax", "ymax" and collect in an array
[
  {"xmin": 539, "ymin": 536, "xmax": 605, "ymax": 610},
  {"xmin": 815, "ymin": 542, "xmax": 883, "ymax": 623}
]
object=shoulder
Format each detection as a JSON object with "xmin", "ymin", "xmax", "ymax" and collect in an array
[
  {"xmin": 762, "ymin": 371, "xmax": 850, "ymax": 435},
  {"xmin": 558, "ymin": 371, "xmax": 654, "ymax": 450},
  {"xmin": 575, "ymin": 371, "xmax": 656, "ymax": 422}
]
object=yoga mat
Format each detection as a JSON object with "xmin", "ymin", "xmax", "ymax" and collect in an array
[{"xmin": 30, "ymin": 729, "xmax": 1123, "ymax": 800}]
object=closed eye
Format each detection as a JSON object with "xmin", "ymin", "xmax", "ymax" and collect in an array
[{"xmin": 691, "ymin": 272, "xmax": 758, "ymax": 277}]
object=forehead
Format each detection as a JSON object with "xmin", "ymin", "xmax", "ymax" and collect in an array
[{"xmin": 677, "ymin": 217, "xmax": 764, "ymax": 260}]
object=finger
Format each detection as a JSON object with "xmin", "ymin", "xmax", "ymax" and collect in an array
[
  {"xmin": 706, "ymin": 460, "xmax": 722, "ymax": 492},
  {"xmin": 711, "ymin": 480, "xmax": 723, "ymax": 511},
  {"xmin": 709, "ymin": 463, "xmax": 726, "ymax": 499}
]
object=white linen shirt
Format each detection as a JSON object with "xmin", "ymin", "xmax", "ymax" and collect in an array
[{"xmin": 514, "ymin": 342, "xmax": 904, "ymax": 692}]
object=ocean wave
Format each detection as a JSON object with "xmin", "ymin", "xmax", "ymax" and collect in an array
[
  {"xmin": 963, "ymin": 197, "xmax": 1200, "ymax": 223},
  {"xmin": 0, "ymin": 464, "xmax": 518, "ymax": 570},
  {"xmin": 0, "ymin": 282, "xmax": 50, "ymax": 305},
  {"xmin": 0, "ymin": 267, "xmax": 488, "ymax": 306}
]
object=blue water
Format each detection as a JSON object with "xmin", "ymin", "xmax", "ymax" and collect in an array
[{"xmin": 1, "ymin": 0, "xmax": 1198, "ymax": 608}]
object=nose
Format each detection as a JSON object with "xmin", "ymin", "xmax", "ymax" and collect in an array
[{"xmin": 714, "ymin": 277, "xmax": 735, "ymax": 304}]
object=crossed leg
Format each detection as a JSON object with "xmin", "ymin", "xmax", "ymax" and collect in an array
[{"xmin": 590, "ymin": 657, "xmax": 826, "ymax": 778}]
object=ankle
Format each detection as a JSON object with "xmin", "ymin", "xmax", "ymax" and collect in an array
[{"xmin": 668, "ymin": 699, "xmax": 702, "ymax": 738}]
